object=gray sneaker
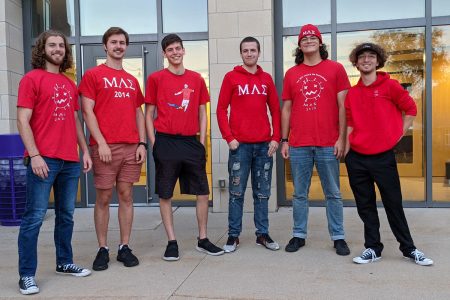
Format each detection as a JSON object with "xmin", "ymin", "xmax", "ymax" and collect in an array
[
  {"xmin": 256, "ymin": 234, "xmax": 280, "ymax": 251},
  {"xmin": 224, "ymin": 236, "xmax": 239, "ymax": 253}
]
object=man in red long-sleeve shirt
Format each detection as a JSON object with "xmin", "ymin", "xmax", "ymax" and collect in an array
[
  {"xmin": 217, "ymin": 36, "xmax": 281, "ymax": 253},
  {"xmin": 345, "ymin": 42, "xmax": 433, "ymax": 266}
]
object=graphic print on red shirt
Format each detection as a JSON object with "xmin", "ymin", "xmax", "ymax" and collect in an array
[
  {"xmin": 78, "ymin": 64, "xmax": 144, "ymax": 145},
  {"xmin": 145, "ymin": 69, "xmax": 209, "ymax": 136},
  {"xmin": 282, "ymin": 59, "xmax": 351, "ymax": 147},
  {"xmin": 17, "ymin": 69, "xmax": 80, "ymax": 161}
]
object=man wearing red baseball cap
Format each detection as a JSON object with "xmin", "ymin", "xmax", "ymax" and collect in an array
[{"xmin": 281, "ymin": 24, "xmax": 351, "ymax": 255}]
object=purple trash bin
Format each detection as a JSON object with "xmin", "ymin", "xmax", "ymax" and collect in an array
[{"xmin": 0, "ymin": 134, "xmax": 26, "ymax": 226}]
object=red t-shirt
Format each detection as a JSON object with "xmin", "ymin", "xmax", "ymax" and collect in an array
[
  {"xmin": 216, "ymin": 65, "xmax": 281, "ymax": 143},
  {"xmin": 17, "ymin": 69, "xmax": 80, "ymax": 161},
  {"xmin": 78, "ymin": 64, "xmax": 144, "ymax": 145},
  {"xmin": 282, "ymin": 59, "xmax": 351, "ymax": 147},
  {"xmin": 145, "ymin": 69, "xmax": 209, "ymax": 136}
]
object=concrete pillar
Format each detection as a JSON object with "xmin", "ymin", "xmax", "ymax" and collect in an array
[
  {"xmin": 208, "ymin": 0, "xmax": 277, "ymax": 212},
  {"xmin": 0, "ymin": 0, "xmax": 24, "ymax": 134}
]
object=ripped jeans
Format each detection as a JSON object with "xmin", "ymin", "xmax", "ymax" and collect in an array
[{"xmin": 227, "ymin": 142, "xmax": 273, "ymax": 237}]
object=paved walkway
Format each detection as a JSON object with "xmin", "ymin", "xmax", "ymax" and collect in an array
[{"xmin": 1, "ymin": 207, "xmax": 449, "ymax": 299}]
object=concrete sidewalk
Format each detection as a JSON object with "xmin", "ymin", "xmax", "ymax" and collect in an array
[{"xmin": 1, "ymin": 206, "xmax": 449, "ymax": 299}]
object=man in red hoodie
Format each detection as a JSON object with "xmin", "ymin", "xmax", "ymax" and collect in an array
[
  {"xmin": 345, "ymin": 42, "xmax": 433, "ymax": 266},
  {"xmin": 217, "ymin": 36, "xmax": 281, "ymax": 253},
  {"xmin": 281, "ymin": 24, "xmax": 351, "ymax": 255}
]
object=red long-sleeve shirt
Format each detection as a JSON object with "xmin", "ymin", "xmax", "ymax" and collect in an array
[
  {"xmin": 216, "ymin": 65, "xmax": 281, "ymax": 144},
  {"xmin": 345, "ymin": 72, "xmax": 417, "ymax": 155}
]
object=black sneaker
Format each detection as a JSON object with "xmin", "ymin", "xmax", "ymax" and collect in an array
[
  {"xmin": 93, "ymin": 247, "xmax": 110, "ymax": 271},
  {"xmin": 256, "ymin": 234, "xmax": 280, "ymax": 251},
  {"xmin": 56, "ymin": 263, "xmax": 91, "ymax": 277},
  {"xmin": 285, "ymin": 237, "xmax": 305, "ymax": 252},
  {"xmin": 334, "ymin": 239, "xmax": 351, "ymax": 256},
  {"xmin": 403, "ymin": 249, "xmax": 434, "ymax": 266},
  {"xmin": 117, "ymin": 245, "xmax": 139, "ymax": 267},
  {"xmin": 163, "ymin": 240, "xmax": 180, "ymax": 261},
  {"xmin": 223, "ymin": 236, "xmax": 240, "ymax": 253},
  {"xmin": 196, "ymin": 238, "xmax": 225, "ymax": 256},
  {"xmin": 19, "ymin": 276, "xmax": 39, "ymax": 295}
]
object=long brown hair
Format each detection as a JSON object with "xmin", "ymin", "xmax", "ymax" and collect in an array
[{"xmin": 31, "ymin": 30, "xmax": 73, "ymax": 72}]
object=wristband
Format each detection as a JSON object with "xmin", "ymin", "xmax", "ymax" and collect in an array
[
  {"xmin": 280, "ymin": 138, "xmax": 288, "ymax": 143},
  {"xmin": 138, "ymin": 142, "xmax": 148, "ymax": 150},
  {"xmin": 30, "ymin": 153, "xmax": 40, "ymax": 158}
]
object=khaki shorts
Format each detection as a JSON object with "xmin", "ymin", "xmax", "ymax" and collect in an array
[{"xmin": 91, "ymin": 143, "xmax": 142, "ymax": 189}]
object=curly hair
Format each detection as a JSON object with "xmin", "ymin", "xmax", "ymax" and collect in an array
[
  {"xmin": 349, "ymin": 42, "xmax": 388, "ymax": 70},
  {"xmin": 31, "ymin": 30, "xmax": 73, "ymax": 72},
  {"xmin": 294, "ymin": 44, "xmax": 328, "ymax": 65}
]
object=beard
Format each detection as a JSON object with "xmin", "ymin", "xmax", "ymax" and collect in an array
[{"xmin": 45, "ymin": 52, "xmax": 64, "ymax": 66}]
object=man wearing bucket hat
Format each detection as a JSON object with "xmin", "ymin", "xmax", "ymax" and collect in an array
[
  {"xmin": 281, "ymin": 24, "xmax": 351, "ymax": 255},
  {"xmin": 345, "ymin": 42, "xmax": 433, "ymax": 266}
]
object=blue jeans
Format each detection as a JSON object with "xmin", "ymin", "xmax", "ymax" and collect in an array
[
  {"xmin": 18, "ymin": 157, "xmax": 80, "ymax": 277},
  {"xmin": 228, "ymin": 143, "xmax": 273, "ymax": 237},
  {"xmin": 289, "ymin": 146, "xmax": 345, "ymax": 240}
]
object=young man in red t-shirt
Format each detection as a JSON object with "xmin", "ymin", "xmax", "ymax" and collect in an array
[
  {"xmin": 17, "ymin": 30, "xmax": 92, "ymax": 295},
  {"xmin": 345, "ymin": 43, "xmax": 433, "ymax": 266},
  {"xmin": 217, "ymin": 37, "xmax": 281, "ymax": 253},
  {"xmin": 145, "ymin": 34, "xmax": 224, "ymax": 261},
  {"xmin": 281, "ymin": 24, "xmax": 351, "ymax": 255},
  {"xmin": 80, "ymin": 27, "xmax": 146, "ymax": 271}
]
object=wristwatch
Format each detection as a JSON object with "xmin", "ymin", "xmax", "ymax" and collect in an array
[
  {"xmin": 280, "ymin": 138, "xmax": 289, "ymax": 143},
  {"xmin": 138, "ymin": 142, "xmax": 148, "ymax": 150}
]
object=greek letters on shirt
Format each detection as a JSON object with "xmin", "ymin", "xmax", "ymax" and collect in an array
[
  {"xmin": 52, "ymin": 83, "xmax": 73, "ymax": 121},
  {"xmin": 296, "ymin": 73, "xmax": 326, "ymax": 112},
  {"xmin": 237, "ymin": 84, "xmax": 268, "ymax": 96},
  {"xmin": 102, "ymin": 76, "xmax": 136, "ymax": 99}
]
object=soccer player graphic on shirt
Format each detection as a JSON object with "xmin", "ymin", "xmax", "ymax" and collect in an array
[{"xmin": 172, "ymin": 84, "xmax": 194, "ymax": 112}]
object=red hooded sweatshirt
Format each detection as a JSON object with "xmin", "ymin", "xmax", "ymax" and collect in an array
[
  {"xmin": 345, "ymin": 72, "xmax": 417, "ymax": 155},
  {"xmin": 216, "ymin": 65, "xmax": 281, "ymax": 144}
]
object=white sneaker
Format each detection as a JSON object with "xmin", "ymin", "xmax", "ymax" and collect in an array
[
  {"xmin": 353, "ymin": 248, "xmax": 381, "ymax": 264},
  {"xmin": 404, "ymin": 249, "xmax": 433, "ymax": 266},
  {"xmin": 223, "ymin": 236, "xmax": 239, "ymax": 253}
]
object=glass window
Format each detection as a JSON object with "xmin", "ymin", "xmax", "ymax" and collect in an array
[
  {"xmin": 283, "ymin": 34, "xmax": 331, "ymax": 74},
  {"xmin": 337, "ymin": 0, "xmax": 424, "ymax": 23},
  {"xmin": 162, "ymin": 0, "xmax": 208, "ymax": 33},
  {"xmin": 163, "ymin": 41, "xmax": 211, "ymax": 200},
  {"xmin": 432, "ymin": 0, "xmax": 450, "ymax": 17},
  {"xmin": 282, "ymin": 0, "xmax": 330, "ymax": 27},
  {"xmin": 337, "ymin": 28, "xmax": 425, "ymax": 201},
  {"xmin": 32, "ymin": 0, "xmax": 75, "ymax": 37},
  {"xmin": 80, "ymin": 0, "xmax": 157, "ymax": 36},
  {"xmin": 432, "ymin": 26, "xmax": 450, "ymax": 201}
]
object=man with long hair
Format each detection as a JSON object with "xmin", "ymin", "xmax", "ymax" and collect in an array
[
  {"xmin": 345, "ymin": 42, "xmax": 433, "ymax": 266},
  {"xmin": 80, "ymin": 27, "xmax": 146, "ymax": 271},
  {"xmin": 281, "ymin": 24, "xmax": 351, "ymax": 255},
  {"xmin": 17, "ymin": 30, "xmax": 92, "ymax": 295}
]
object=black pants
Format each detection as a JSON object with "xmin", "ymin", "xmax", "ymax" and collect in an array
[{"xmin": 345, "ymin": 149, "xmax": 415, "ymax": 256}]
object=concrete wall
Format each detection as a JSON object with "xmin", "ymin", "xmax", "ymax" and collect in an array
[
  {"xmin": 208, "ymin": 0, "xmax": 278, "ymax": 212},
  {"xmin": 0, "ymin": 0, "xmax": 23, "ymax": 134}
]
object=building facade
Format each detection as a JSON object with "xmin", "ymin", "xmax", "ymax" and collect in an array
[{"xmin": 1, "ymin": 0, "xmax": 449, "ymax": 209}]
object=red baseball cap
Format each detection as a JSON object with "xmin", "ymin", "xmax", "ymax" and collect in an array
[{"xmin": 298, "ymin": 24, "xmax": 322, "ymax": 45}]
